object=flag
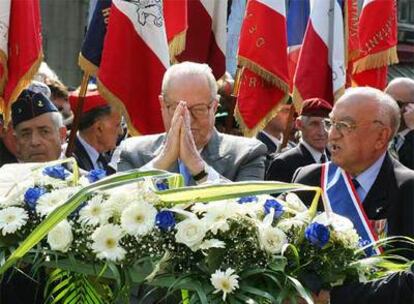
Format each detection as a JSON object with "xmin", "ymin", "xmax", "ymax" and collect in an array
[
  {"xmin": 176, "ymin": 0, "xmax": 227, "ymax": 80},
  {"xmin": 351, "ymin": 0, "xmax": 398, "ymax": 90},
  {"xmin": 293, "ymin": 0, "xmax": 346, "ymax": 107},
  {"xmin": 235, "ymin": 0, "xmax": 289, "ymax": 137},
  {"xmin": 78, "ymin": 0, "xmax": 112, "ymax": 76},
  {"xmin": 286, "ymin": 0, "xmax": 310, "ymax": 89},
  {"xmin": 0, "ymin": 0, "xmax": 43, "ymax": 123},
  {"xmin": 163, "ymin": 0, "xmax": 187, "ymax": 61},
  {"xmin": 97, "ymin": 0, "xmax": 169, "ymax": 135},
  {"xmin": 344, "ymin": 0, "xmax": 359, "ymax": 87}
]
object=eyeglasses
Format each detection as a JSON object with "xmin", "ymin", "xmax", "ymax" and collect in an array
[
  {"xmin": 165, "ymin": 102, "xmax": 214, "ymax": 119},
  {"xmin": 323, "ymin": 119, "xmax": 384, "ymax": 135}
]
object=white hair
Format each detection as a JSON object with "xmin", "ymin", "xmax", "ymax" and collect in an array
[
  {"xmin": 50, "ymin": 111, "xmax": 64, "ymax": 129},
  {"xmin": 161, "ymin": 61, "xmax": 218, "ymax": 101}
]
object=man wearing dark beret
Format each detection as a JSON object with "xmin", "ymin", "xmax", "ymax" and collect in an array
[
  {"xmin": 266, "ymin": 97, "xmax": 332, "ymax": 182},
  {"xmin": 1, "ymin": 88, "xmax": 66, "ymax": 304},
  {"xmin": 68, "ymin": 89, "xmax": 122, "ymax": 174},
  {"xmin": 11, "ymin": 89, "xmax": 66, "ymax": 163}
]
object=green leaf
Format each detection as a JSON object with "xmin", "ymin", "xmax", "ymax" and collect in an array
[{"xmin": 286, "ymin": 275, "xmax": 313, "ymax": 304}]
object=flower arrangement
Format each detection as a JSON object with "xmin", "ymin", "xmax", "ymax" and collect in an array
[{"xmin": 0, "ymin": 161, "xmax": 408, "ymax": 304}]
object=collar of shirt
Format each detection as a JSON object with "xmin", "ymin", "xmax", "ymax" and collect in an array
[
  {"xmin": 398, "ymin": 128, "xmax": 411, "ymax": 138},
  {"xmin": 78, "ymin": 133, "xmax": 100, "ymax": 169},
  {"xmin": 300, "ymin": 139, "xmax": 325, "ymax": 163},
  {"xmin": 261, "ymin": 131, "xmax": 282, "ymax": 147},
  {"xmin": 353, "ymin": 152, "xmax": 386, "ymax": 202}
]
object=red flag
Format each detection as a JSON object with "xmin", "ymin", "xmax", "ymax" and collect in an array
[
  {"xmin": 351, "ymin": 0, "xmax": 398, "ymax": 90},
  {"xmin": 293, "ymin": 0, "xmax": 346, "ymax": 107},
  {"xmin": 176, "ymin": 0, "xmax": 226, "ymax": 80},
  {"xmin": 235, "ymin": 0, "xmax": 289, "ymax": 137},
  {"xmin": 344, "ymin": 0, "xmax": 359, "ymax": 87},
  {"xmin": 97, "ymin": 0, "xmax": 169, "ymax": 135},
  {"xmin": 163, "ymin": 0, "xmax": 187, "ymax": 61},
  {"xmin": 0, "ymin": 0, "xmax": 43, "ymax": 122}
]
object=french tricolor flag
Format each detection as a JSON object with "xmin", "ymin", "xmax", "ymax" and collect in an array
[
  {"xmin": 293, "ymin": 0, "xmax": 346, "ymax": 107},
  {"xmin": 98, "ymin": 0, "xmax": 169, "ymax": 135}
]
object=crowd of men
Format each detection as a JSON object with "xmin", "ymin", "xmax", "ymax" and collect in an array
[{"xmin": 0, "ymin": 61, "xmax": 413, "ymax": 304}]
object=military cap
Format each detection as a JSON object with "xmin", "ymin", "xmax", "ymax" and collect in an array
[
  {"xmin": 12, "ymin": 89, "xmax": 58, "ymax": 128},
  {"xmin": 300, "ymin": 97, "xmax": 332, "ymax": 118},
  {"xmin": 28, "ymin": 80, "xmax": 52, "ymax": 98},
  {"xmin": 69, "ymin": 90, "xmax": 108, "ymax": 114}
]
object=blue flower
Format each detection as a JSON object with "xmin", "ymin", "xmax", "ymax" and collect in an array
[
  {"xmin": 86, "ymin": 169, "xmax": 106, "ymax": 183},
  {"xmin": 155, "ymin": 211, "xmax": 175, "ymax": 231},
  {"xmin": 305, "ymin": 222, "xmax": 330, "ymax": 248},
  {"xmin": 24, "ymin": 187, "xmax": 46, "ymax": 210},
  {"xmin": 155, "ymin": 180, "xmax": 169, "ymax": 191},
  {"xmin": 237, "ymin": 196, "xmax": 258, "ymax": 204},
  {"xmin": 43, "ymin": 165, "xmax": 69, "ymax": 180},
  {"xmin": 264, "ymin": 199, "xmax": 284, "ymax": 219}
]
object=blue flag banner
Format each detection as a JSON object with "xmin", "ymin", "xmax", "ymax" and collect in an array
[
  {"xmin": 322, "ymin": 162, "xmax": 382, "ymax": 257},
  {"xmin": 286, "ymin": 0, "xmax": 310, "ymax": 48},
  {"xmin": 79, "ymin": 0, "xmax": 112, "ymax": 76}
]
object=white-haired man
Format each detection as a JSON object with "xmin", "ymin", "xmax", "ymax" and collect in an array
[{"xmin": 117, "ymin": 61, "xmax": 267, "ymax": 184}]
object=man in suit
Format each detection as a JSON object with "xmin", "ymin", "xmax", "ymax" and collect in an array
[
  {"xmin": 68, "ymin": 89, "xmax": 122, "ymax": 174},
  {"xmin": 117, "ymin": 61, "xmax": 267, "ymax": 184},
  {"xmin": 266, "ymin": 98, "xmax": 332, "ymax": 182},
  {"xmin": 385, "ymin": 77, "xmax": 414, "ymax": 170},
  {"xmin": 292, "ymin": 87, "xmax": 414, "ymax": 255}
]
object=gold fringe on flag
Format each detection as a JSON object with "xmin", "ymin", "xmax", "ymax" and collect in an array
[
  {"xmin": 78, "ymin": 53, "xmax": 99, "ymax": 77},
  {"xmin": 3, "ymin": 51, "xmax": 43, "ymax": 125},
  {"xmin": 352, "ymin": 46, "xmax": 399, "ymax": 74},
  {"xmin": 0, "ymin": 50, "xmax": 8, "ymax": 97},
  {"xmin": 291, "ymin": 86, "xmax": 304, "ymax": 114},
  {"xmin": 97, "ymin": 79, "xmax": 140, "ymax": 137},
  {"xmin": 238, "ymin": 56, "xmax": 290, "ymax": 94},
  {"xmin": 234, "ymin": 93, "xmax": 290, "ymax": 138},
  {"xmin": 169, "ymin": 30, "xmax": 187, "ymax": 63}
]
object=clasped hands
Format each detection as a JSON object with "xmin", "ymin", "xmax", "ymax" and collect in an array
[{"xmin": 153, "ymin": 101, "xmax": 205, "ymax": 176}]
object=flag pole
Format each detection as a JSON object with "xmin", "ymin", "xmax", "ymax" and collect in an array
[
  {"xmin": 278, "ymin": 102, "xmax": 295, "ymax": 152},
  {"xmin": 65, "ymin": 72, "xmax": 90, "ymax": 157}
]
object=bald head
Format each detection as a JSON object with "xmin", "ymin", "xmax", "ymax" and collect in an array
[{"xmin": 385, "ymin": 78, "xmax": 414, "ymax": 104}]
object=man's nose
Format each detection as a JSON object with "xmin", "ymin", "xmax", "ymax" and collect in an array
[{"xmin": 30, "ymin": 132, "xmax": 41, "ymax": 146}]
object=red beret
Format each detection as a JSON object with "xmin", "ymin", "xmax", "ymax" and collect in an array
[
  {"xmin": 300, "ymin": 98, "xmax": 332, "ymax": 118},
  {"xmin": 69, "ymin": 90, "xmax": 108, "ymax": 113}
]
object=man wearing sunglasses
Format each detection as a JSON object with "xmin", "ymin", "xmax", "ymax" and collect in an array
[
  {"xmin": 117, "ymin": 61, "xmax": 267, "ymax": 184},
  {"xmin": 385, "ymin": 77, "xmax": 414, "ymax": 170}
]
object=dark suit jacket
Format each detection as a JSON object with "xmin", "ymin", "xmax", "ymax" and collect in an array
[
  {"xmin": 0, "ymin": 139, "xmax": 17, "ymax": 168},
  {"xmin": 331, "ymin": 264, "xmax": 414, "ymax": 304},
  {"xmin": 71, "ymin": 136, "xmax": 95, "ymax": 172},
  {"xmin": 398, "ymin": 130, "xmax": 414, "ymax": 170},
  {"xmin": 257, "ymin": 131, "xmax": 278, "ymax": 154},
  {"xmin": 266, "ymin": 142, "xmax": 316, "ymax": 182},
  {"xmin": 292, "ymin": 153, "xmax": 414, "ymax": 257}
]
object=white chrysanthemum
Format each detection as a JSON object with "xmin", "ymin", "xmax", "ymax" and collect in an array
[
  {"xmin": 210, "ymin": 268, "xmax": 239, "ymax": 301},
  {"xmin": 47, "ymin": 220, "xmax": 73, "ymax": 252},
  {"xmin": 259, "ymin": 226, "xmax": 288, "ymax": 254},
  {"xmin": 175, "ymin": 218, "xmax": 207, "ymax": 251},
  {"xmin": 284, "ymin": 193, "xmax": 308, "ymax": 213},
  {"xmin": 334, "ymin": 228, "xmax": 360, "ymax": 248},
  {"xmin": 0, "ymin": 207, "xmax": 28, "ymax": 235},
  {"xmin": 103, "ymin": 191, "xmax": 135, "ymax": 217},
  {"xmin": 202, "ymin": 202, "xmax": 240, "ymax": 234},
  {"xmin": 199, "ymin": 239, "xmax": 226, "ymax": 250},
  {"xmin": 277, "ymin": 211, "xmax": 311, "ymax": 233},
  {"xmin": 120, "ymin": 202, "xmax": 157, "ymax": 236},
  {"xmin": 91, "ymin": 224, "xmax": 126, "ymax": 262},
  {"xmin": 35, "ymin": 171, "xmax": 71, "ymax": 188},
  {"xmin": 79, "ymin": 195, "xmax": 111, "ymax": 227},
  {"xmin": 36, "ymin": 189, "xmax": 74, "ymax": 216}
]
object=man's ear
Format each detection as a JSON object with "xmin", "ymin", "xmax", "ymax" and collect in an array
[
  {"xmin": 375, "ymin": 126, "xmax": 392, "ymax": 150},
  {"xmin": 59, "ymin": 126, "xmax": 67, "ymax": 144},
  {"xmin": 212, "ymin": 98, "xmax": 219, "ymax": 113},
  {"xmin": 295, "ymin": 118, "xmax": 303, "ymax": 130}
]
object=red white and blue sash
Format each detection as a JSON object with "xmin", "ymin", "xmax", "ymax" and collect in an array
[{"xmin": 321, "ymin": 162, "xmax": 382, "ymax": 256}]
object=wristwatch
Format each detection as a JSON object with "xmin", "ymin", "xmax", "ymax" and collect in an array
[{"xmin": 192, "ymin": 167, "xmax": 208, "ymax": 182}]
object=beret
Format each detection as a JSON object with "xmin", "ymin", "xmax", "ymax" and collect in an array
[
  {"xmin": 69, "ymin": 90, "xmax": 108, "ymax": 114},
  {"xmin": 300, "ymin": 97, "xmax": 332, "ymax": 118}
]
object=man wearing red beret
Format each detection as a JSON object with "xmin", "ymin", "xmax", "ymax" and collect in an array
[
  {"xmin": 266, "ymin": 97, "xmax": 332, "ymax": 182},
  {"xmin": 68, "ymin": 89, "xmax": 123, "ymax": 174}
]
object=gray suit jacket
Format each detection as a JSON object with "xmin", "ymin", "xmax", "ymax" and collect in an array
[{"xmin": 117, "ymin": 130, "xmax": 267, "ymax": 182}]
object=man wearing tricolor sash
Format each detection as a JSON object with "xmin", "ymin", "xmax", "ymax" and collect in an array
[{"xmin": 293, "ymin": 87, "xmax": 414, "ymax": 259}]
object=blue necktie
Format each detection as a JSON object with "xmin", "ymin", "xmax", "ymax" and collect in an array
[{"xmin": 178, "ymin": 161, "xmax": 191, "ymax": 186}]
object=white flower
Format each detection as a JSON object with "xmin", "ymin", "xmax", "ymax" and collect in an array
[
  {"xmin": 91, "ymin": 224, "xmax": 126, "ymax": 262},
  {"xmin": 175, "ymin": 218, "xmax": 207, "ymax": 251},
  {"xmin": 120, "ymin": 202, "xmax": 157, "ymax": 236},
  {"xmin": 313, "ymin": 212, "xmax": 354, "ymax": 232},
  {"xmin": 103, "ymin": 191, "xmax": 135, "ymax": 217},
  {"xmin": 202, "ymin": 203, "xmax": 238, "ymax": 234},
  {"xmin": 334, "ymin": 228, "xmax": 360, "ymax": 248},
  {"xmin": 36, "ymin": 189, "xmax": 74, "ymax": 216},
  {"xmin": 277, "ymin": 211, "xmax": 311, "ymax": 233},
  {"xmin": 258, "ymin": 212, "xmax": 288, "ymax": 254},
  {"xmin": 79, "ymin": 195, "xmax": 111, "ymax": 227},
  {"xmin": 199, "ymin": 239, "xmax": 226, "ymax": 250},
  {"xmin": 210, "ymin": 268, "xmax": 239, "ymax": 301},
  {"xmin": 284, "ymin": 193, "xmax": 308, "ymax": 213},
  {"xmin": 0, "ymin": 207, "xmax": 28, "ymax": 235},
  {"xmin": 47, "ymin": 220, "xmax": 73, "ymax": 252}
]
